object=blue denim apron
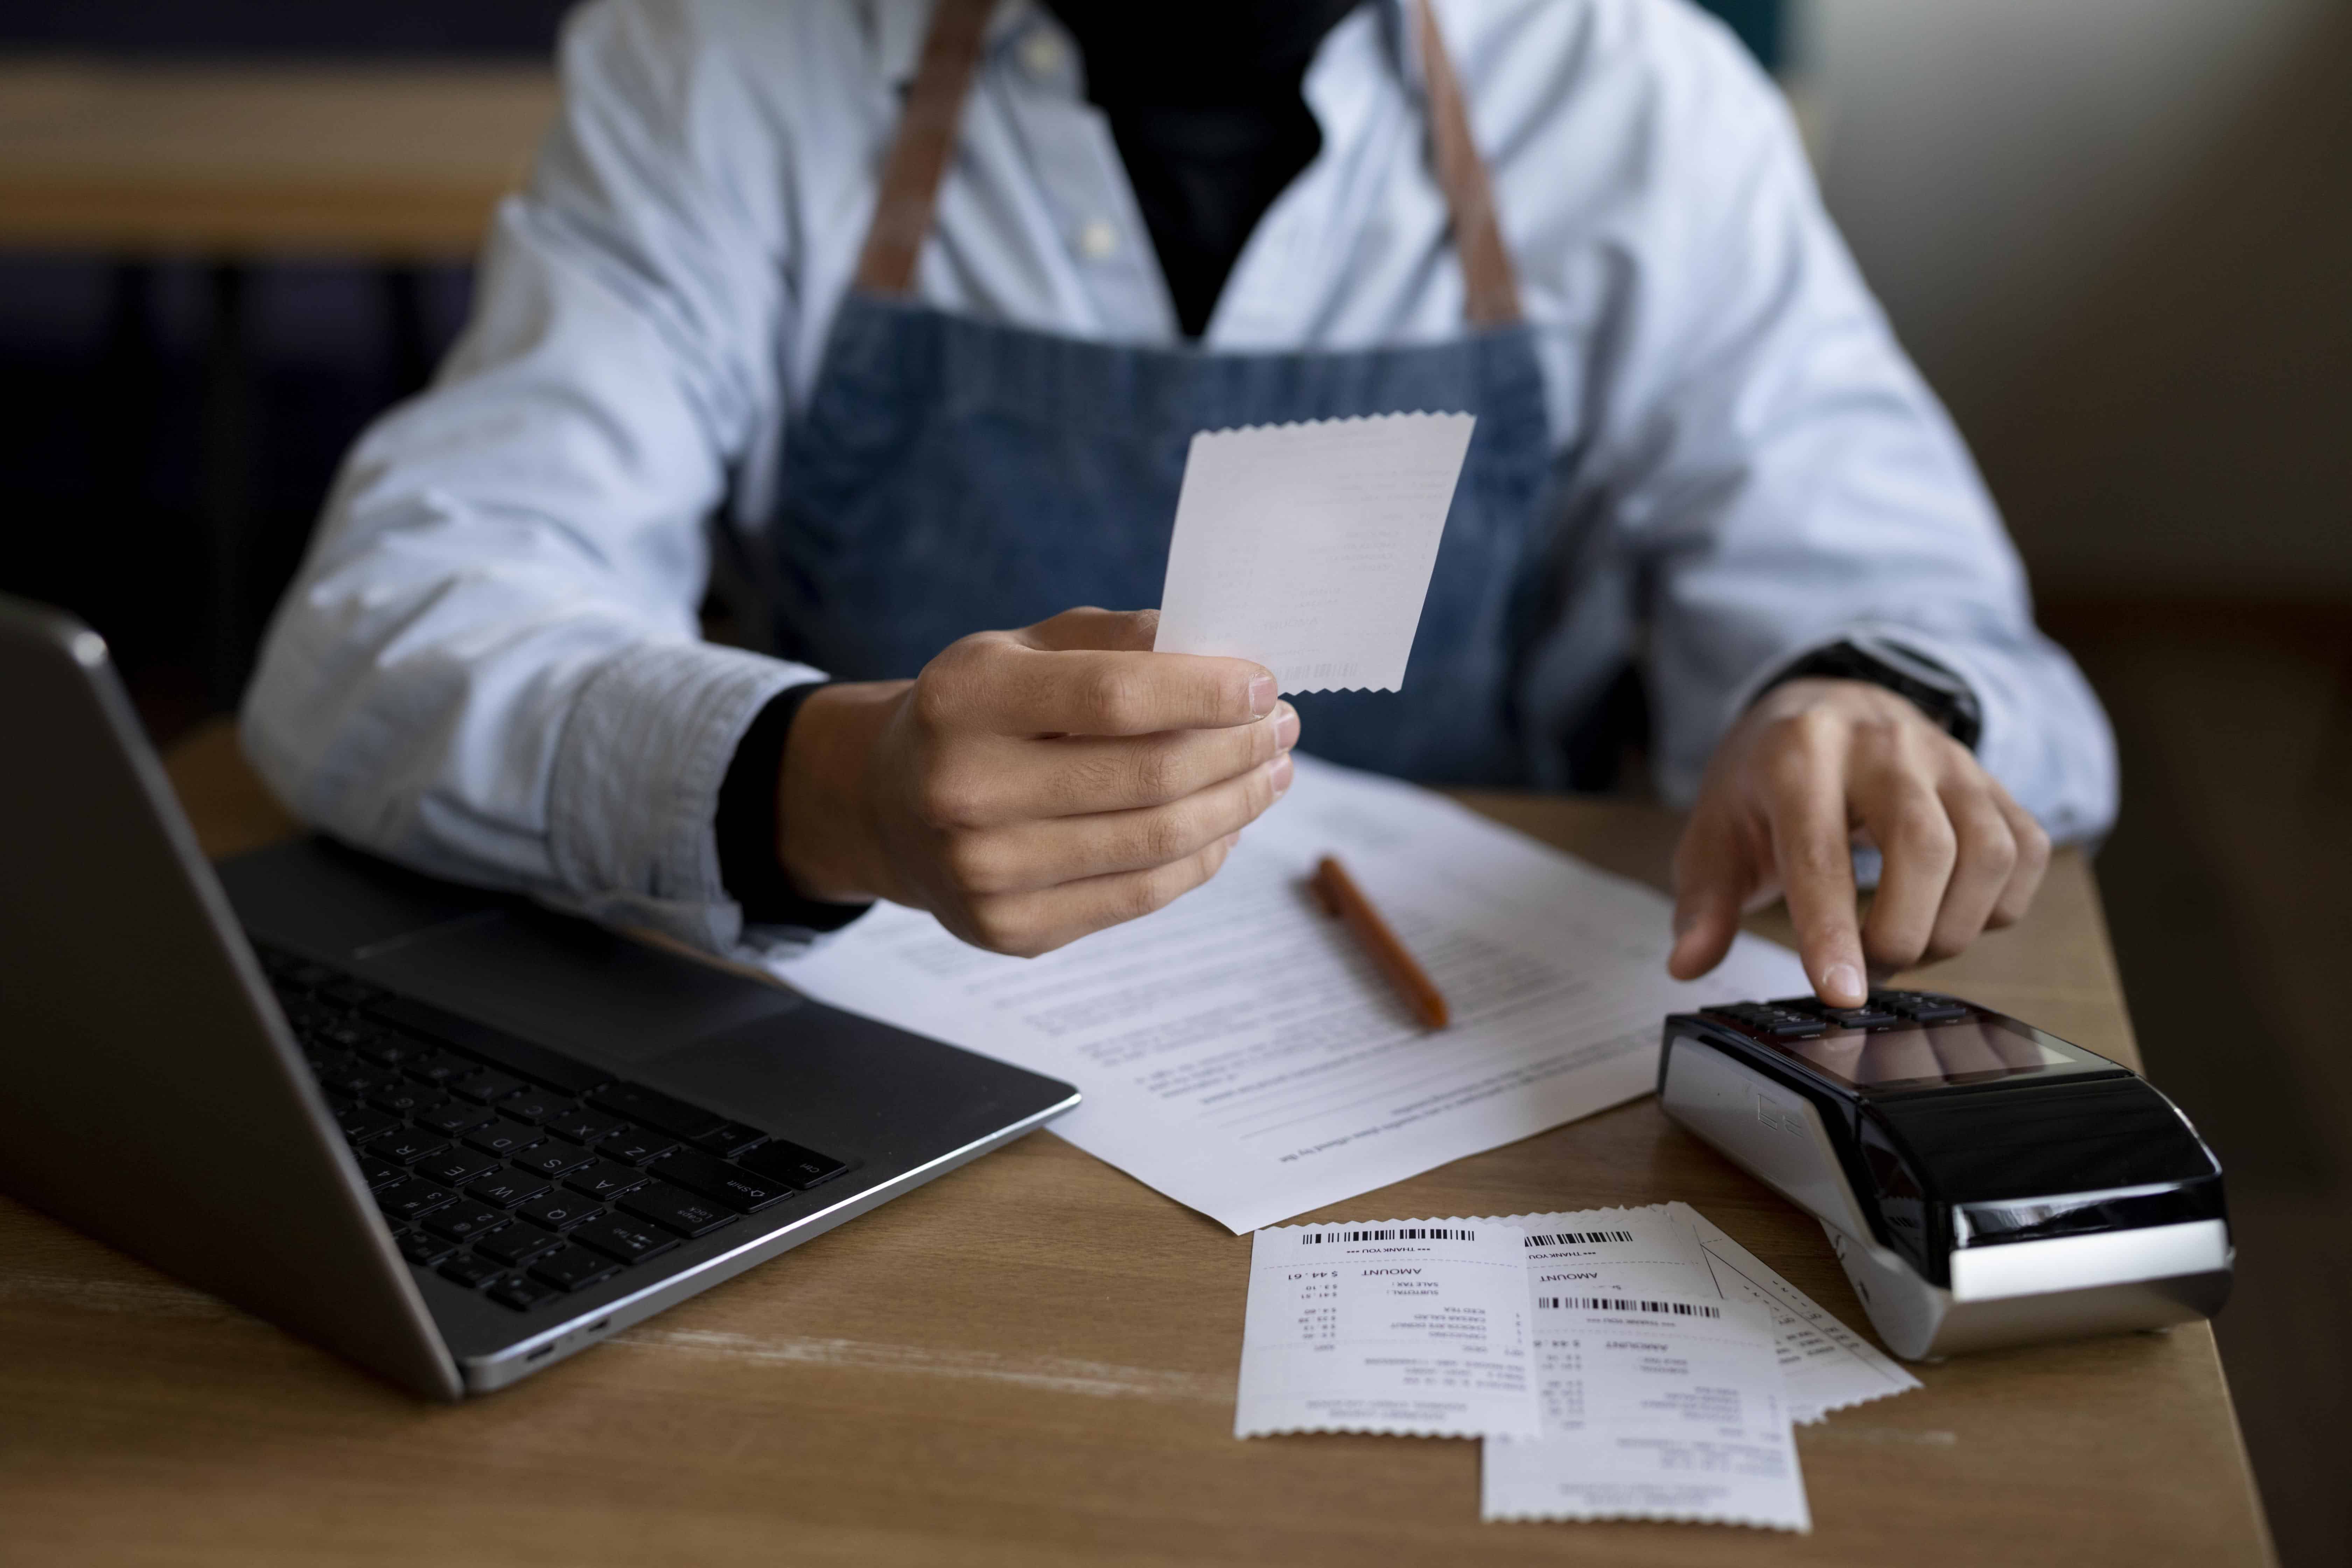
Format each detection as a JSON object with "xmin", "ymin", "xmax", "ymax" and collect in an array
[{"xmin": 763, "ymin": 0, "xmax": 1560, "ymax": 785}]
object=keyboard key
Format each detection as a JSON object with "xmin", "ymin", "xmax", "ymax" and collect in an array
[
  {"xmin": 422, "ymin": 1201, "xmax": 510, "ymax": 1242},
  {"xmin": 564, "ymin": 1160, "xmax": 653, "ymax": 1201},
  {"xmin": 572, "ymin": 1216, "xmax": 678, "ymax": 1266},
  {"xmin": 346, "ymin": 1027, "xmax": 424, "ymax": 1068},
  {"xmin": 589, "ymin": 1082, "xmax": 727, "ymax": 1142},
  {"xmin": 737, "ymin": 1139, "xmax": 849, "ymax": 1190},
  {"xmin": 544, "ymin": 1106, "xmax": 628, "ymax": 1145},
  {"xmin": 449, "ymin": 1069, "xmax": 529, "ymax": 1106},
  {"xmin": 475, "ymin": 1223, "xmax": 564, "ymax": 1267},
  {"xmin": 516, "ymin": 1193, "xmax": 604, "ymax": 1232},
  {"xmin": 689, "ymin": 1122, "xmax": 770, "ymax": 1158},
  {"xmin": 461, "ymin": 1119, "xmax": 545, "ymax": 1157},
  {"xmin": 336, "ymin": 1107, "xmax": 400, "ymax": 1143},
  {"xmin": 618, "ymin": 1180, "xmax": 739, "ymax": 1239},
  {"xmin": 437, "ymin": 1254, "xmax": 503, "ymax": 1289},
  {"xmin": 528, "ymin": 1245, "xmax": 621, "ymax": 1293},
  {"xmin": 364, "ymin": 1130, "xmax": 451, "ymax": 1166},
  {"xmin": 598, "ymin": 1130, "xmax": 681, "ymax": 1167},
  {"xmin": 398, "ymin": 1230, "xmax": 457, "ymax": 1267},
  {"xmin": 375, "ymin": 1177, "xmax": 458, "ymax": 1222},
  {"xmin": 368, "ymin": 995, "xmax": 615, "ymax": 1096},
  {"xmin": 652, "ymin": 1149, "xmax": 794, "ymax": 1213},
  {"xmin": 357, "ymin": 1154, "xmax": 406, "ymax": 1190},
  {"xmin": 415, "ymin": 1099, "xmax": 495, "ymax": 1137},
  {"xmin": 411, "ymin": 1148, "xmax": 501, "ymax": 1188},
  {"xmin": 406, "ymin": 1052, "xmax": 476, "ymax": 1085},
  {"xmin": 318, "ymin": 978, "xmax": 380, "ymax": 1009},
  {"xmin": 487, "ymin": 1275, "xmax": 561, "ymax": 1312},
  {"xmin": 466, "ymin": 1169, "xmax": 553, "ymax": 1209},
  {"xmin": 510, "ymin": 1140, "xmax": 594, "ymax": 1180},
  {"xmin": 500, "ymin": 1090, "xmax": 574, "ymax": 1125},
  {"xmin": 318, "ymin": 1066, "xmax": 392, "ymax": 1099},
  {"xmin": 367, "ymin": 1084, "xmax": 441, "ymax": 1118}
]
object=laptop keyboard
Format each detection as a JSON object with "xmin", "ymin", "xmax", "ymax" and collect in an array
[{"xmin": 253, "ymin": 942, "xmax": 850, "ymax": 1314}]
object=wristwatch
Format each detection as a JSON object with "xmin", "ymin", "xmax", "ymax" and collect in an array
[{"xmin": 1755, "ymin": 635, "xmax": 1983, "ymax": 750}]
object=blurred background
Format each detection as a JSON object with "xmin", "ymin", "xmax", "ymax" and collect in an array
[{"xmin": 1, "ymin": 3, "xmax": 2344, "ymax": 1559}]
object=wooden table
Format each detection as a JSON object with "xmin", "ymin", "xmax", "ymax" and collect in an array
[
  {"xmin": 0, "ymin": 722, "xmax": 2275, "ymax": 1567},
  {"xmin": 0, "ymin": 58, "xmax": 556, "ymax": 257}
]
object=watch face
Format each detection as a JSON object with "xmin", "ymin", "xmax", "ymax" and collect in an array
[{"xmin": 1756, "ymin": 1016, "xmax": 2116, "ymax": 1095}]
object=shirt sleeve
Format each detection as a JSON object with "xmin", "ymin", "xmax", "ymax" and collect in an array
[
  {"xmin": 1541, "ymin": 7, "xmax": 2115, "ymax": 845},
  {"xmin": 239, "ymin": 0, "xmax": 835, "ymax": 957}
]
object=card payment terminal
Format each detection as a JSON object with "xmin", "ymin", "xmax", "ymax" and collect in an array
[{"xmin": 1659, "ymin": 991, "xmax": 2231, "ymax": 1360}]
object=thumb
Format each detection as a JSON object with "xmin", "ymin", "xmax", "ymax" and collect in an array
[{"xmin": 1668, "ymin": 818, "xmax": 1750, "ymax": 983}]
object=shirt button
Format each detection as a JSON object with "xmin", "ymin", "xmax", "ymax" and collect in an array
[
  {"xmin": 1077, "ymin": 219, "xmax": 1119, "ymax": 261},
  {"xmin": 1020, "ymin": 30, "xmax": 1066, "ymax": 79}
]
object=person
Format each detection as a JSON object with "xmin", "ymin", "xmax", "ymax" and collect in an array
[{"xmin": 242, "ymin": 0, "xmax": 2115, "ymax": 1010}]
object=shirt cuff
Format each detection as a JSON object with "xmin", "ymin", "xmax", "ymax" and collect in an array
[
  {"xmin": 544, "ymin": 639, "xmax": 821, "ymax": 954},
  {"xmin": 714, "ymin": 682, "xmax": 875, "ymax": 933}
]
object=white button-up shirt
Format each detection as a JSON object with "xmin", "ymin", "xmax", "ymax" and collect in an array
[{"xmin": 242, "ymin": 0, "xmax": 2116, "ymax": 957}]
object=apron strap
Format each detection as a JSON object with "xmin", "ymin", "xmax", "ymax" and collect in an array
[
  {"xmin": 853, "ymin": 0, "xmax": 997, "ymax": 296},
  {"xmin": 1412, "ymin": 0, "xmax": 1523, "ymax": 328},
  {"xmin": 853, "ymin": 0, "xmax": 1524, "ymax": 329}
]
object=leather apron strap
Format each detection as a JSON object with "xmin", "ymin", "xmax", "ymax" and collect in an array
[
  {"xmin": 852, "ymin": 0, "xmax": 998, "ymax": 295},
  {"xmin": 1410, "ymin": 0, "xmax": 1522, "ymax": 327},
  {"xmin": 852, "ymin": 0, "xmax": 1523, "ymax": 328}
]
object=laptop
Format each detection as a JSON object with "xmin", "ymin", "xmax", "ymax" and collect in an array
[{"xmin": 0, "ymin": 594, "xmax": 1080, "ymax": 1399}]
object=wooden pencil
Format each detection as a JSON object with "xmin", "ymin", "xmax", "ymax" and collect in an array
[{"xmin": 1309, "ymin": 854, "xmax": 1450, "ymax": 1030}]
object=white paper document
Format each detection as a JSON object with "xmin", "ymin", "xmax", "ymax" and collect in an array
[
  {"xmin": 1482, "ymin": 1293, "xmax": 1810, "ymax": 1531},
  {"xmin": 768, "ymin": 756, "xmax": 1808, "ymax": 1232},
  {"xmin": 1236, "ymin": 1220, "xmax": 1539, "ymax": 1438},
  {"xmin": 1153, "ymin": 413, "xmax": 1475, "ymax": 692}
]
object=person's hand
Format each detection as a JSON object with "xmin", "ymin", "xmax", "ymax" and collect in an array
[
  {"xmin": 1666, "ymin": 677, "xmax": 2051, "ymax": 1007},
  {"xmin": 775, "ymin": 608, "xmax": 1296, "ymax": 957}
]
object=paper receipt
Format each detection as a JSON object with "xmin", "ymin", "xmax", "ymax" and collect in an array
[
  {"xmin": 1236, "ymin": 1219, "xmax": 1538, "ymax": 1438},
  {"xmin": 1483, "ymin": 1294, "xmax": 1811, "ymax": 1531},
  {"xmin": 1518, "ymin": 1205, "xmax": 1920, "ymax": 1424},
  {"xmin": 1154, "ymin": 413, "xmax": 1475, "ymax": 693}
]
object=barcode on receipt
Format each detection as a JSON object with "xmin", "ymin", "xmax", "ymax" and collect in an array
[
  {"xmin": 1522, "ymin": 1230, "xmax": 1634, "ymax": 1247},
  {"xmin": 1537, "ymin": 1296, "xmax": 1722, "ymax": 1317},
  {"xmin": 1301, "ymin": 1227, "xmax": 1477, "ymax": 1245}
]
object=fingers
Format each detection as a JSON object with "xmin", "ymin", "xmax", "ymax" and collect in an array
[
  {"xmin": 1921, "ymin": 782, "xmax": 2015, "ymax": 962},
  {"xmin": 1986, "ymin": 782, "xmax": 2052, "ymax": 929},
  {"xmin": 1021, "ymin": 606, "xmax": 1161, "ymax": 654},
  {"xmin": 1763, "ymin": 723, "xmax": 1869, "ymax": 1008},
  {"xmin": 945, "ymin": 752, "xmax": 1293, "ymax": 896},
  {"xmin": 926, "ymin": 636, "xmax": 1276, "ymax": 737},
  {"xmin": 1687, "ymin": 680, "xmax": 2059, "ymax": 1004},
  {"xmin": 1022, "ymin": 702, "xmax": 1299, "ymax": 817},
  {"xmin": 1856, "ymin": 747, "xmax": 2049, "ymax": 969},
  {"xmin": 1851, "ymin": 755, "xmax": 1956, "ymax": 973},
  {"xmin": 954, "ymin": 832, "xmax": 1239, "ymax": 958},
  {"xmin": 1668, "ymin": 812, "xmax": 1752, "ymax": 983}
]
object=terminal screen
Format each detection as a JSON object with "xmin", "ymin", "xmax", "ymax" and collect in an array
[{"xmin": 1764, "ymin": 1017, "xmax": 2113, "ymax": 1093}]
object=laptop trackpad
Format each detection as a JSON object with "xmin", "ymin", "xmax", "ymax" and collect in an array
[{"xmin": 354, "ymin": 909, "xmax": 804, "ymax": 1068}]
